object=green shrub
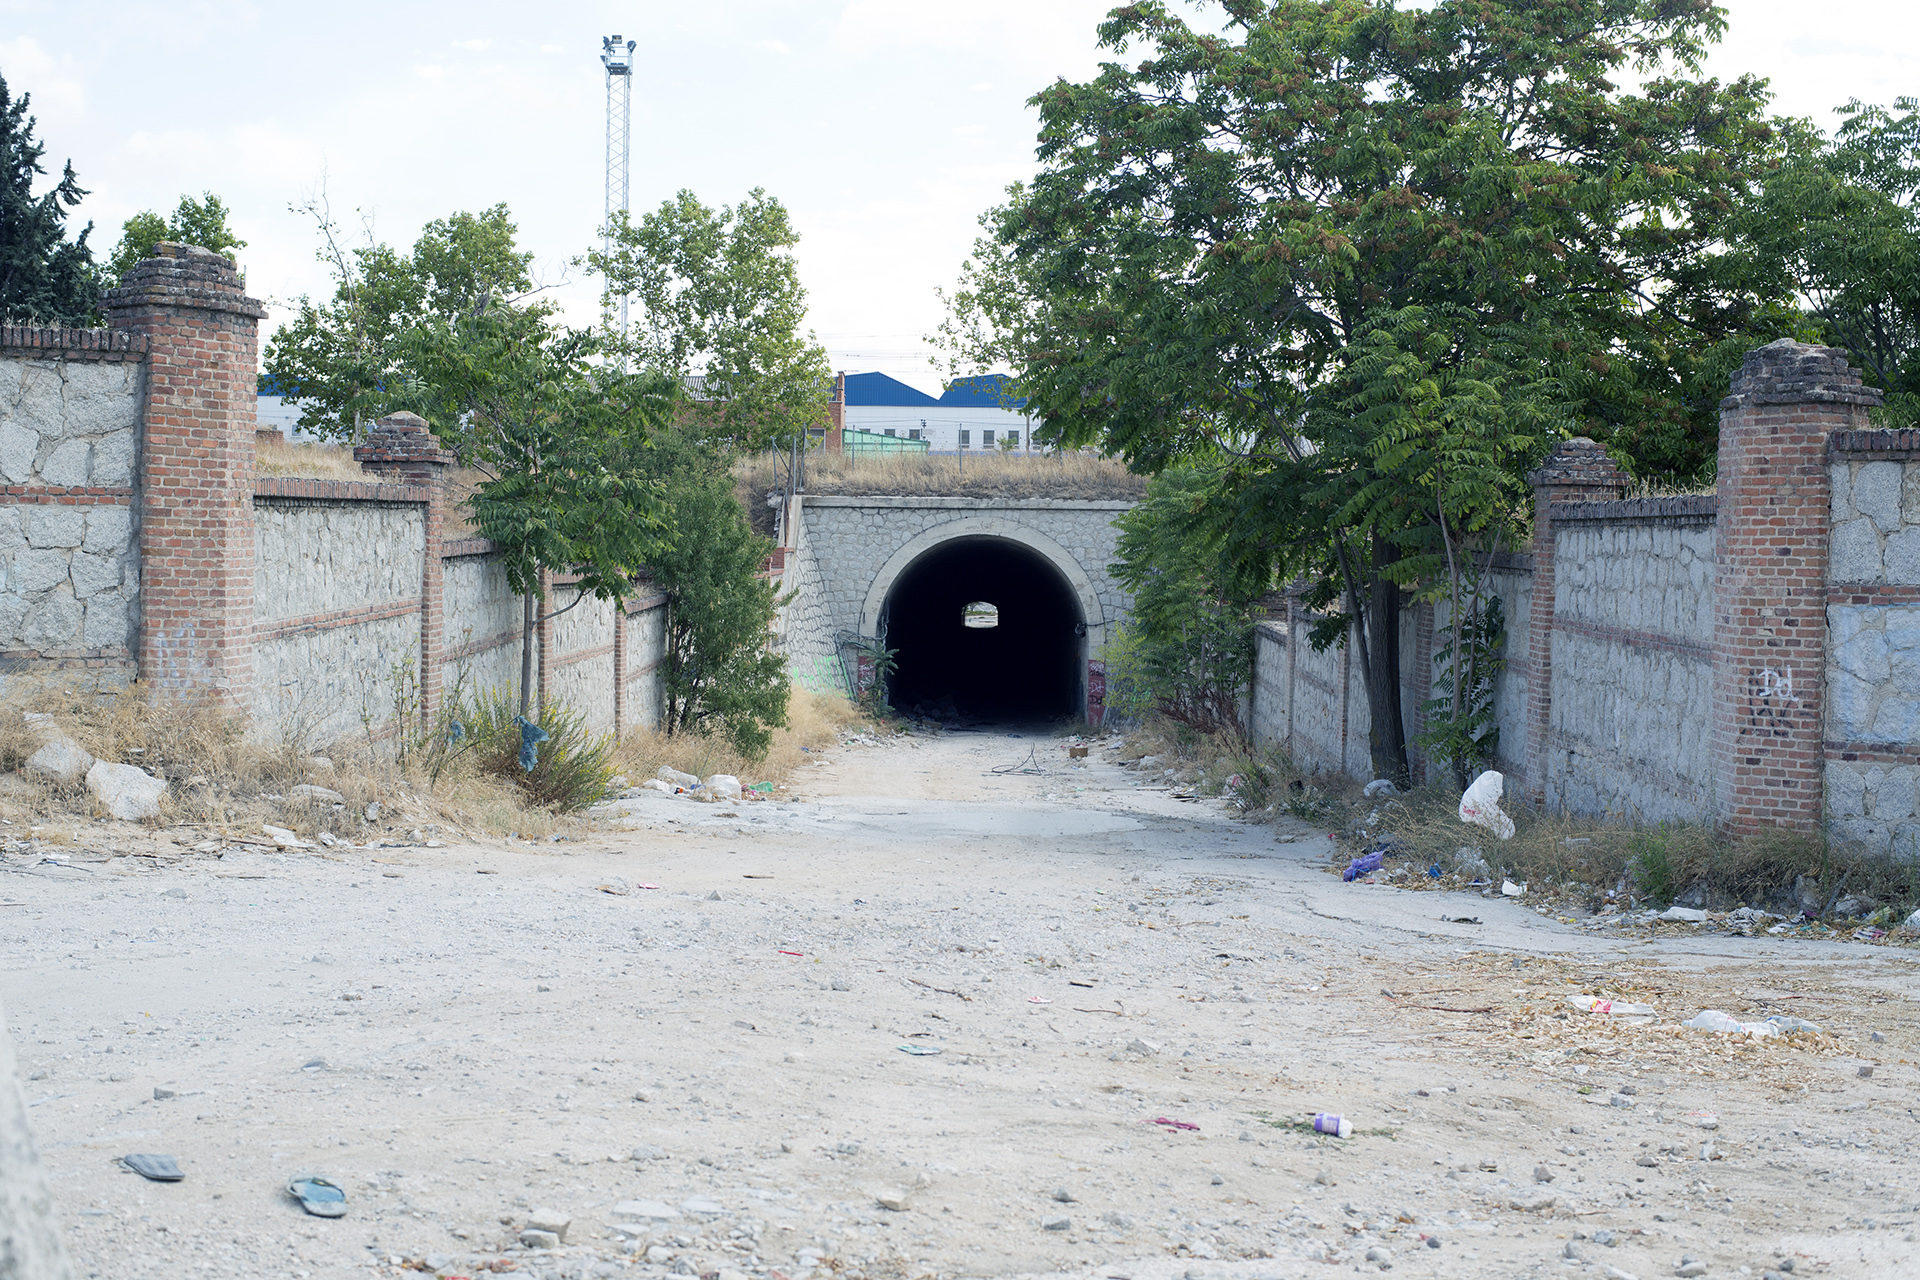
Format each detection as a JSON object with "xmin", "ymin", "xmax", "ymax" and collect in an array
[{"xmin": 454, "ymin": 690, "xmax": 618, "ymax": 812}]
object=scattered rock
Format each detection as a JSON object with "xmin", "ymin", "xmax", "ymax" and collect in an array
[
  {"xmin": 1051, "ymin": 1187, "xmax": 1076, "ymax": 1203},
  {"xmin": 1833, "ymin": 893, "xmax": 1877, "ymax": 919},
  {"xmin": 364, "ymin": 802, "xmax": 382, "ymax": 823},
  {"xmin": 261, "ymin": 823, "xmax": 305, "ymax": 849},
  {"xmin": 1042, "ymin": 1216, "xmax": 1070, "ymax": 1231},
  {"xmin": 85, "ymin": 760, "xmax": 166, "ymax": 821},
  {"xmin": 874, "ymin": 1189, "xmax": 911, "ymax": 1212},
  {"xmin": 525, "ymin": 1209, "xmax": 570, "ymax": 1242},
  {"xmin": 679, "ymin": 1197, "xmax": 723, "ymax": 1215},
  {"xmin": 1365, "ymin": 1245, "xmax": 1392, "ymax": 1264},
  {"xmin": 1533, "ymin": 1164, "xmax": 1554, "ymax": 1183},
  {"xmin": 1508, "ymin": 1190, "xmax": 1556, "ymax": 1212},
  {"xmin": 290, "ymin": 783, "xmax": 346, "ymax": 804},
  {"xmin": 159, "ymin": 887, "xmax": 187, "ymax": 900},
  {"xmin": 629, "ymin": 1144, "xmax": 668, "ymax": 1162},
  {"xmin": 24, "ymin": 735, "xmax": 93, "ymax": 786},
  {"xmin": 519, "ymin": 1229, "xmax": 560, "ymax": 1250},
  {"xmin": 1362, "ymin": 778, "xmax": 1398, "ymax": 797},
  {"xmin": 612, "ymin": 1199, "xmax": 681, "ymax": 1222},
  {"xmin": 1125, "ymin": 1037, "xmax": 1161, "ymax": 1056},
  {"xmin": 1675, "ymin": 1260, "xmax": 1708, "ymax": 1278},
  {"xmin": 152, "ymin": 1086, "xmax": 175, "ymax": 1101},
  {"xmin": 1590, "ymin": 1229, "xmax": 1617, "ymax": 1247}
]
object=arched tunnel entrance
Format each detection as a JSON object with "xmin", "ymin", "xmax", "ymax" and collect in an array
[{"xmin": 880, "ymin": 536, "xmax": 1085, "ymax": 723}]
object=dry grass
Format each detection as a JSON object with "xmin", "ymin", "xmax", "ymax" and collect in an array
[
  {"xmin": 737, "ymin": 448, "xmax": 1148, "ymax": 504},
  {"xmin": 254, "ymin": 433, "xmax": 376, "ymax": 482},
  {"xmin": 614, "ymin": 687, "xmax": 869, "ymax": 788},
  {"xmin": 0, "ymin": 676, "xmax": 590, "ymax": 842}
]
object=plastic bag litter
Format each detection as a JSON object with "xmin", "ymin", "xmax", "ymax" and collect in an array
[
  {"xmin": 1362, "ymin": 778, "xmax": 1399, "ymax": 798},
  {"xmin": 658, "ymin": 766, "xmax": 700, "ymax": 790},
  {"xmin": 1342, "ymin": 850, "xmax": 1384, "ymax": 881},
  {"xmin": 1685, "ymin": 1010, "xmax": 1776, "ymax": 1037},
  {"xmin": 704, "ymin": 774, "xmax": 743, "ymax": 799},
  {"xmin": 1458, "ymin": 770, "xmax": 1515, "ymax": 840}
]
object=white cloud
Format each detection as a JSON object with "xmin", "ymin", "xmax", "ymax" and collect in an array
[{"xmin": 756, "ymin": 38, "xmax": 792, "ymax": 56}]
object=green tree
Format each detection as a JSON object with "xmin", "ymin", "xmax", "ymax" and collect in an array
[
  {"xmin": 1746, "ymin": 99, "xmax": 1920, "ymax": 427},
  {"xmin": 263, "ymin": 198, "xmax": 535, "ymax": 440},
  {"xmin": 641, "ymin": 430, "xmax": 791, "ymax": 758},
  {"xmin": 586, "ymin": 189, "xmax": 831, "ymax": 450},
  {"xmin": 957, "ymin": 0, "xmax": 1801, "ymax": 782},
  {"xmin": 106, "ymin": 192, "xmax": 245, "ymax": 283},
  {"xmin": 0, "ymin": 72, "xmax": 100, "ymax": 325},
  {"xmin": 401, "ymin": 290, "xmax": 670, "ymax": 719},
  {"xmin": 1106, "ymin": 465, "xmax": 1263, "ymax": 739}
]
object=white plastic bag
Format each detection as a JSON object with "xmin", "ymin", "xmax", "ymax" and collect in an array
[
  {"xmin": 1685, "ymin": 1010, "xmax": 1776, "ymax": 1037},
  {"xmin": 705, "ymin": 774, "xmax": 743, "ymax": 799},
  {"xmin": 1458, "ymin": 770, "xmax": 1515, "ymax": 840}
]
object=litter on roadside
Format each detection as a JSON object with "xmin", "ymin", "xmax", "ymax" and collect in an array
[
  {"xmin": 1566, "ymin": 995, "xmax": 1655, "ymax": 1018},
  {"xmin": 1501, "ymin": 879, "xmax": 1527, "ymax": 897},
  {"xmin": 1028, "ymin": 996, "xmax": 1052, "ymax": 1004},
  {"xmin": 1458, "ymin": 770, "xmax": 1515, "ymax": 839},
  {"xmin": 1312, "ymin": 1113, "xmax": 1351, "ymax": 1138},
  {"xmin": 1150, "ymin": 1117, "xmax": 1199, "ymax": 1131},
  {"xmin": 121, "ymin": 1153, "xmax": 184, "ymax": 1182},
  {"xmin": 898, "ymin": 1044, "xmax": 943, "ymax": 1056},
  {"xmin": 1682, "ymin": 1009, "xmax": 1825, "ymax": 1037},
  {"xmin": 287, "ymin": 1175, "xmax": 348, "ymax": 1218},
  {"xmin": 1342, "ymin": 850, "xmax": 1385, "ymax": 881}
]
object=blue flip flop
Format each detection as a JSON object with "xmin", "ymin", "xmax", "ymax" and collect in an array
[{"xmin": 287, "ymin": 1175, "xmax": 347, "ymax": 1218}]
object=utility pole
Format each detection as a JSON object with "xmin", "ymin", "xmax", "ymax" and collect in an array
[{"xmin": 600, "ymin": 34, "xmax": 636, "ymax": 368}]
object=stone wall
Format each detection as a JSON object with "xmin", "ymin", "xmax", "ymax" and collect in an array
[
  {"xmin": 0, "ymin": 330, "xmax": 147, "ymax": 687},
  {"xmin": 441, "ymin": 544, "xmax": 524, "ymax": 705},
  {"xmin": 623, "ymin": 594, "xmax": 668, "ymax": 732},
  {"xmin": 775, "ymin": 494, "xmax": 840, "ymax": 692},
  {"xmin": 1541, "ymin": 503, "xmax": 1717, "ymax": 822},
  {"xmin": 1825, "ymin": 434, "xmax": 1920, "ymax": 856},
  {"xmin": 251, "ymin": 483, "xmax": 427, "ymax": 748},
  {"xmin": 549, "ymin": 590, "xmax": 618, "ymax": 735}
]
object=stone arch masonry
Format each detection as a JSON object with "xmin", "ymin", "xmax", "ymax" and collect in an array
[
  {"xmin": 1, "ymin": 244, "xmax": 668, "ymax": 744},
  {"xmin": 773, "ymin": 495, "xmax": 1134, "ymax": 715}
]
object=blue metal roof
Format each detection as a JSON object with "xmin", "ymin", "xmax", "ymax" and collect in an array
[
  {"xmin": 938, "ymin": 373, "xmax": 1026, "ymax": 409},
  {"xmin": 842, "ymin": 371, "xmax": 940, "ymax": 407}
]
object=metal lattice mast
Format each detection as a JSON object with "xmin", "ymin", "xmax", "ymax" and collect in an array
[{"xmin": 600, "ymin": 35, "xmax": 636, "ymax": 366}]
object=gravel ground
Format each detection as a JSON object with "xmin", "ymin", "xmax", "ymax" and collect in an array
[{"xmin": 4, "ymin": 727, "xmax": 1918, "ymax": 1280}]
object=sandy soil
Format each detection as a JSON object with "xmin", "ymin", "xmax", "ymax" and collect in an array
[{"xmin": 4, "ymin": 728, "xmax": 1918, "ymax": 1280}]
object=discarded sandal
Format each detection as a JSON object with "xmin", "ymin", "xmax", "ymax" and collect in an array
[
  {"xmin": 287, "ymin": 1175, "xmax": 347, "ymax": 1218},
  {"xmin": 121, "ymin": 1153, "xmax": 184, "ymax": 1182}
]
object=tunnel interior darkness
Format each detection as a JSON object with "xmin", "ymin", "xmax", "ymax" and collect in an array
[{"xmin": 882, "ymin": 536, "xmax": 1083, "ymax": 723}]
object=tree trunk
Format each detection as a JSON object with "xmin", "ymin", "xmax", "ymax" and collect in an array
[
  {"xmin": 518, "ymin": 590, "xmax": 536, "ymax": 721},
  {"xmin": 1366, "ymin": 541, "xmax": 1409, "ymax": 786}
]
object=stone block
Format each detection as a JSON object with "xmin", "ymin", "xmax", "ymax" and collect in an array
[
  {"xmin": 1832, "ymin": 613, "xmax": 1891, "ymax": 684},
  {"xmin": 68, "ymin": 551, "xmax": 121, "ymax": 598},
  {"xmin": 38, "ymin": 438, "xmax": 90, "ymax": 487},
  {"xmin": 82, "ymin": 593, "xmax": 132, "ymax": 648},
  {"xmin": 63, "ymin": 364, "xmax": 141, "ymax": 436},
  {"xmin": 21, "ymin": 593, "xmax": 82, "ymax": 648},
  {"xmin": 1888, "ymin": 528, "xmax": 1920, "ymax": 584},
  {"xmin": 1827, "ymin": 666, "xmax": 1878, "ymax": 739},
  {"xmin": 0, "ymin": 509, "xmax": 21, "ymax": 551},
  {"xmin": 1905, "ymin": 463, "xmax": 1920, "ymax": 525},
  {"xmin": 82, "ymin": 507, "xmax": 132, "ymax": 556},
  {"xmin": 10, "ymin": 547, "xmax": 71, "ymax": 594},
  {"xmin": 1872, "ymin": 695, "xmax": 1920, "ymax": 742},
  {"xmin": 1830, "ymin": 517, "xmax": 1883, "ymax": 583},
  {"xmin": 1870, "ymin": 767, "xmax": 1916, "ymax": 820},
  {"xmin": 1827, "ymin": 762, "xmax": 1867, "ymax": 818},
  {"xmin": 0, "ymin": 421, "xmax": 35, "ymax": 483},
  {"xmin": 1831, "ymin": 462, "xmax": 1855, "ymax": 523},
  {"xmin": 91, "ymin": 430, "xmax": 134, "ymax": 486},
  {"xmin": 0, "ymin": 594, "xmax": 24, "ymax": 644},
  {"xmin": 26, "ymin": 507, "xmax": 85, "ymax": 549},
  {"xmin": 1855, "ymin": 460, "xmax": 1903, "ymax": 531}
]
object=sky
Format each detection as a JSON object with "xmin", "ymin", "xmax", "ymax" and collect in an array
[{"xmin": 2, "ymin": 0, "xmax": 1915, "ymax": 394}]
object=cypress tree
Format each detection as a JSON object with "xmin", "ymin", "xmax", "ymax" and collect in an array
[{"xmin": 0, "ymin": 72, "xmax": 100, "ymax": 325}]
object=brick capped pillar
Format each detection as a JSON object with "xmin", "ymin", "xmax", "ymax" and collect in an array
[
  {"xmin": 104, "ymin": 243, "xmax": 267, "ymax": 702},
  {"xmin": 1522, "ymin": 438, "xmax": 1629, "ymax": 806},
  {"xmin": 354, "ymin": 412, "xmax": 454, "ymax": 725},
  {"xmin": 1711, "ymin": 340, "xmax": 1881, "ymax": 835}
]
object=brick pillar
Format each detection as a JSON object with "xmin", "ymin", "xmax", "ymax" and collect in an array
[
  {"xmin": 354, "ymin": 412, "xmax": 454, "ymax": 725},
  {"xmin": 104, "ymin": 243, "xmax": 266, "ymax": 702},
  {"xmin": 1522, "ymin": 438, "xmax": 1629, "ymax": 806},
  {"xmin": 1711, "ymin": 340, "xmax": 1881, "ymax": 835}
]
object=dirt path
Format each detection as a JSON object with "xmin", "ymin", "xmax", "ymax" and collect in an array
[{"xmin": 4, "ymin": 729, "xmax": 1916, "ymax": 1280}]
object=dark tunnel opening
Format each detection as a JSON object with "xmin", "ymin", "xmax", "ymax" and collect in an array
[{"xmin": 882, "ymin": 536, "xmax": 1083, "ymax": 724}]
